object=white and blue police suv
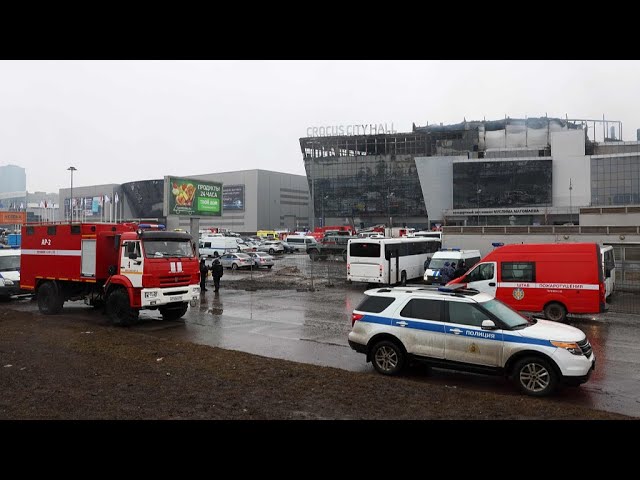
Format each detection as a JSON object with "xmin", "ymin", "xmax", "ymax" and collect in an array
[{"xmin": 348, "ymin": 285, "xmax": 595, "ymax": 396}]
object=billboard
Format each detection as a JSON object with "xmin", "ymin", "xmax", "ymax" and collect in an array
[
  {"xmin": 164, "ymin": 176, "xmax": 222, "ymax": 217},
  {"xmin": 223, "ymin": 185, "xmax": 245, "ymax": 211},
  {"xmin": 0, "ymin": 211, "xmax": 26, "ymax": 225}
]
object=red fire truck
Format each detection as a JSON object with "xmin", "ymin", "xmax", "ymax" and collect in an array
[
  {"xmin": 20, "ymin": 222, "xmax": 201, "ymax": 325},
  {"xmin": 309, "ymin": 225, "xmax": 356, "ymax": 241}
]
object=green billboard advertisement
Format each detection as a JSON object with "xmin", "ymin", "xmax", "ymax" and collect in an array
[{"xmin": 166, "ymin": 176, "xmax": 222, "ymax": 217}]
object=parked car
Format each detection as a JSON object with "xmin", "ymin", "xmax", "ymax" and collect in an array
[
  {"xmin": 280, "ymin": 240, "xmax": 295, "ymax": 253},
  {"xmin": 0, "ymin": 247, "xmax": 21, "ymax": 301},
  {"xmin": 348, "ymin": 284, "xmax": 595, "ymax": 397},
  {"xmin": 248, "ymin": 252, "xmax": 274, "ymax": 269},
  {"xmin": 257, "ymin": 240, "xmax": 284, "ymax": 255},
  {"xmin": 285, "ymin": 236, "xmax": 318, "ymax": 252},
  {"xmin": 219, "ymin": 252, "xmax": 255, "ymax": 270}
]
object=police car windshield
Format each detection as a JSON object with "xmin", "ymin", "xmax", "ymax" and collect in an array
[
  {"xmin": 428, "ymin": 258, "xmax": 457, "ymax": 269},
  {"xmin": 480, "ymin": 298, "xmax": 530, "ymax": 329},
  {"xmin": 0, "ymin": 255, "xmax": 20, "ymax": 271}
]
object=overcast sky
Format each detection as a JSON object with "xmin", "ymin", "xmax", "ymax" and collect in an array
[{"xmin": 1, "ymin": 60, "xmax": 639, "ymax": 193}]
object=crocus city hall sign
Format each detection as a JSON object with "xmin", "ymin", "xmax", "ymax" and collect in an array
[{"xmin": 306, "ymin": 123, "xmax": 397, "ymax": 137}]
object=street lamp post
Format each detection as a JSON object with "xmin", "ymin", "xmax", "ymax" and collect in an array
[
  {"xmin": 321, "ymin": 194, "xmax": 329, "ymax": 228},
  {"xmin": 569, "ymin": 178, "xmax": 573, "ymax": 225},
  {"xmin": 387, "ymin": 191, "xmax": 395, "ymax": 229},
  {"xmin": 67, "ymin": 166, "xmax": 77, "ymax": 223},
  {"xmin": 476, "ymin": 188, "xmax": 482, "ymax": 226}
]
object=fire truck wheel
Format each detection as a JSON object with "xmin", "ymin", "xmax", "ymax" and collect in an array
[
  {"xmin": 159, "ymin": 303, "xmax": 189, "ymax": 321},
  {"xmin": 37, "ymin": 281, "xmax": 63, "ymax": 315},
  {"xmin": 106, "ymin": 289, "xmax": 139, "ymax": 326},
  {"xmin": 544, "ymin": 302, "xmax": 567, "ymax": 323}
]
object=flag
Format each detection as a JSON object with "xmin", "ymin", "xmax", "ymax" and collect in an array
[
  {"xmin": 72, "ymin": 198, "xmax": 77, "ymax": 207},
  {"xmin": 44, "ymin": 200, "xmax": 48, "ymax": 208},
  {"xmin": 114, "ymin": 192, "xmax": 119, "ymax": 204},
  {"xmin": 39, "ymin": 200, "xmax": 45, "ymax": 208},
  {"xmin": 104, "ymin": 194, "xmax": 110, "ymax": 204},
  {"xmin": 98, "ymin": 195, "xmax": 103, "ymax": 207},
  {"xmin": 19, "ymin": 203, "xmax": 24, "ymax": 210}
]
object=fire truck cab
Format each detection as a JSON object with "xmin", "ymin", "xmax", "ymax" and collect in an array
[{"xmin": 20, "ymin": 222, "xmax": 200, "ymax": 326}]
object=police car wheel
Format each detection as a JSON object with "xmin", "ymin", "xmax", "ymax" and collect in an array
[
  {"xmin": 513, "ymin": 356, "xmax": 558, "ymax": 397},
  {"xmin": 371, "ymin": 340, "xmax": 405, "ymax": 376},
  {"xmin": 544, "ymin": 302, "xmax": 567, "ymax": 322}
]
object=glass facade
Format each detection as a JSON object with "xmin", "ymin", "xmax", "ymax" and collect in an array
[
  {"xmin": 304, "ymin": 154, "xmax": 427, "ymax": 227},
  {"xmin": 121, "ymin": 180, "xmax": 165, "ymax": 219},
  {"xmin": 591, "ymin": 156, "xmax": 640, "ymax": 206},
  {"xmin": 453, "ymin": 160, "xmax": 552, "ymax": 209}
]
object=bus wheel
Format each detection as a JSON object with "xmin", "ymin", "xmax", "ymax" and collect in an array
[
  {"xmin": 400, "ymin": 271, "xmax": 407, "ymax": 286},
  {"xmin": 544, "ymin": 302, "xmax": 567, "ymax": 322}
]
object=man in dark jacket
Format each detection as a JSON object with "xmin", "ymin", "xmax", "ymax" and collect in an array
[
  {"xmin": 199, "ymin": 258, "xmax": 210, "ymax": 292},
  {"xmin": 454, "ymin": 260, "xmax": 468, "ymax": 279},
  {"xmin": 211, "ymin": 253, "xmax": 224, "ymax": 292},
  {"xmin": 440, "ymin": 261, "xmax": 452, "ymax": 284}
]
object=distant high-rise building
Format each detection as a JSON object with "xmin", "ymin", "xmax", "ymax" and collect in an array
[{"xmin": 0, "ymin": 164, "xmax": 26, "ymax": 194}]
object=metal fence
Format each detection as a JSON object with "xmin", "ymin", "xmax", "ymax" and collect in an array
[
  {"xmin": 213, "ymin": 250, "xmax": 640, "ymax": 316},
  {"xmin": 212, "ymin": 251, "xmax": 348, "ymax": 291}
]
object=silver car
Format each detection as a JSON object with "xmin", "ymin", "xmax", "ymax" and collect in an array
[
  {"xmin": 219, "ymin": 252, "xmax": 255, "ymax": 270},
  {"xmin": 248, "ymin": 252, "xmax": 274, "ymax": 269},
  {"xmin": 257, "ymin": 240, "xmax": 284, "ymax": 255}
]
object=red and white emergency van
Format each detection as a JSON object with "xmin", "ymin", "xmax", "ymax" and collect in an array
[
  {"xmin": 448, "ymin": 243, "xmax": 606, "ymax": 322},
  {"xmin": 20, "ymin": 222, "xmax": 200, "ymax": 325}
]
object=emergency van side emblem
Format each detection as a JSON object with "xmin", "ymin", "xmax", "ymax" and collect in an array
[{"xmin": 513, "ymin": 288, "xmax": 525, "ymax": 300}]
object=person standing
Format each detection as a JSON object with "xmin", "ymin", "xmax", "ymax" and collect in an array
[
  {"xmin": 440, "ymin": 261, "xmax": 453, "ymax": 284},
  {"xmin": 199, "ymin": 258, "xmax": 209, "ymax": 292},
  {"xmin": 211, "ymin": 255, "xmax": 224, "ymax": 292},
  {"xmin": 454, "ymin": 260, "xmax": 468, "ymax": 279}
]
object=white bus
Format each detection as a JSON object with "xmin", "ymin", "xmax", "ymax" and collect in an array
[
  {"xmin": 413, "ymin": 230, "xmax": 442, "ymax": 241},
  {"xmin": 347, "ymin": 237, "xmax": 441, "ymax": 286},
  {"xmin": 601, "ymin": 244, "xmax": 616, "ymax": 298}
]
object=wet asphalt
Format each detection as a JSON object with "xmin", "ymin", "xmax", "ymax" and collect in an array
[{"xmin": 6, "ymin": 274, "xmax": 640, "ymax": 418}]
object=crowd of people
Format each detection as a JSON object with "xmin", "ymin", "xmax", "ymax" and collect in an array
[{"xmin": 439, "ymin": 260, "xmax": 468, "ymax": 284}]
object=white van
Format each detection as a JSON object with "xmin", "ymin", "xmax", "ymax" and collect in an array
[
  {"xmin": 423, "ymin": 248, "xmax": 481, "ymax": 285},
  {"xmin": 199, "ymin": 236, "xmax": 240, "ymax": 258},
  {"xmin": 0, "ymin": 247, "xmax": 21, "ymax": 300},
  {"xmin": 285, "ymin": 236, "xmax": 317, "ymax": 252}
]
